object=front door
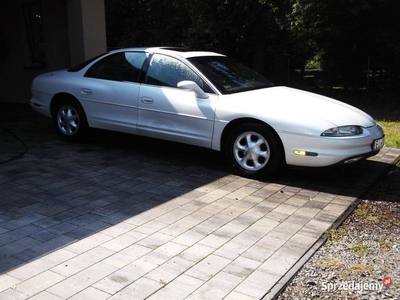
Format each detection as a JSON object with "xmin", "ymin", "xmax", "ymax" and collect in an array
[{"xmin": 137, "ymin": 54, "xmax": 217, "ymax": 148}]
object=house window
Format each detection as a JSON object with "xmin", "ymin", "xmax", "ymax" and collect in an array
[{"xmin": 22, "ymin": 0, "xmax": 46, "ymax": 68}]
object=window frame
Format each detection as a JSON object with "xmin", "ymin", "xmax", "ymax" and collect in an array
[
  {"xmin": 85, "ymin": 51, "xmax": 148, "ymax": 83},
  {"xmin": 144, "ymin": 53, "xmax": 215, "ymax": 93}
]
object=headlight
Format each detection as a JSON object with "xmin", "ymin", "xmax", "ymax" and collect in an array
[{"xmin": 321, "ymin": 126, "xmax": 363, "ymax": 137}]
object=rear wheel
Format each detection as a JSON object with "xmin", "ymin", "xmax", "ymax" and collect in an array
[
  {"xmin": 226, "ymin": 123, "xmax": 282, "ymax": 178},
  {"xmin": 53, "ymin": 100, "xmax": 88, "ymax": 142}
]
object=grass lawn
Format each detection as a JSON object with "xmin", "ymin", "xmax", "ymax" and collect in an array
[{"xmin": 379, "ymin": 120, "xmax": 400, "ymax": 149}]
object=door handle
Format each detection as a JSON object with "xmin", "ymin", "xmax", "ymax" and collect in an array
[
  {"xmin": 141, "ymin": 97, "xmax": 154, "ymax": 104},
  {"xmin": 81, "ymin": 88, "xmax": 93, "ymax": 95}
]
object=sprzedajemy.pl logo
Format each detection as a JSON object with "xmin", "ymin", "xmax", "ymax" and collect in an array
[{"xmin": 321, "ymin": 277, "xmax": 392, "ymax": 293}]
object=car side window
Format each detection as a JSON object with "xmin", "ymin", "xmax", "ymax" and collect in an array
[
  {"xmin": 86, "ymin": 52, "xmax": 147, "ymax": 82},
  {"xmin": 145, "ymin": 54, "xmax": 204, "ymax": 89}
]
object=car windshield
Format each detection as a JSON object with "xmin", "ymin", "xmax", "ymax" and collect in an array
[{"xmin": 188, "ymin": 56, "xmax": 274, "ymax": 94}]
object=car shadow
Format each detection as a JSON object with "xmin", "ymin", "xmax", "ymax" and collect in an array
[{"xmin": 0, "ymin": 112, "xmax": 398, "ymax": 275}]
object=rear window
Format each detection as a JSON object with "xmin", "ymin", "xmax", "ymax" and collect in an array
[{"xmin": 68, "ymin": 53, "xmax": 106, "ymax": 72}]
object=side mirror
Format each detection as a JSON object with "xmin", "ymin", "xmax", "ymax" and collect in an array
[{"xmin": 177, "ymin": 81, "xmax": 209, "ymax": 99}]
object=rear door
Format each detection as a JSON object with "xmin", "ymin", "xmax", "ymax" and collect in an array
[{"xmin": 79, "ymin": 51, "xmax": 147, "ymax": 134}]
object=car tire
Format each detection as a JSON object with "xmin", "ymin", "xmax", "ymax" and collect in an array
[
  {"xmin": 53, "ymin": 100, "xmax": 88, "ymax": 142},
  {"xmin": 226, "ymin": 123, "xmax": 283, "ymax": 179}
]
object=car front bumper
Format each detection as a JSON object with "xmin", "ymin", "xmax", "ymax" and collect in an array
[{"xmin": 280, "ymin": 123, "xmax": 385, "ymax": 167}]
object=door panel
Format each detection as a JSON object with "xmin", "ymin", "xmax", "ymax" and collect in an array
[
  {"xmin": 137, "ymin": 53, "xmax": 217, "ymax": 147},
  {"xmin": 79, "ymin": 80, "xmax": 141, "ymax": 134},
  {"xmin": 79, "ymin": 51, "xmax": 147, "ymax": 134},
  {"xmin": 138, "ymin": 84, "xmax": 217, "ymax": 148}
]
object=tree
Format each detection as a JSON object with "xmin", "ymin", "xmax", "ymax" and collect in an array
[
  {"xmin": 171, "ymin": 0, "xmax": 294, "ymax": 79},
  {"xmin": 105, "ymin": 0, "xmax": 189, "ymax": 48},
  {"xmin": 295, "ymin": 0, "xmax": 400, "ymax": 89},
  {"xmin": 105, "ymin": 0, "xmax": 295, "ymax": 79},
  {"xmin": 104, "ymin": 0, "xmax": 400, "ymax": 89}
]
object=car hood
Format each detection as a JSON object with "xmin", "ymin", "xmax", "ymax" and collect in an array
[{"xmin": 217, "ymin": 86, "xmax": 376, "ymax": 136}]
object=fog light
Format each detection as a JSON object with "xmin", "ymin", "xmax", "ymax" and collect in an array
[{"xmin": 294, "ymin": 150, "xmax": 306, "ymax": 156}]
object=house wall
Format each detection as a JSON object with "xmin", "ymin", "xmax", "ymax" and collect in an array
[
  {"xmin": 67, "ymin": 0, "xmax": 107, "ymax": 66},
  {"xmin": 0, "ymin": 0, "xmax": 107, "ymax": 104}
]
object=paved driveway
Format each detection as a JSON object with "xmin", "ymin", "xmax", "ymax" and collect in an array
[{"xmin": 1, "ymin": 105, "xmax": 399, "ymax": 299}]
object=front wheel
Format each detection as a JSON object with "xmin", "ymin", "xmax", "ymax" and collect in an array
[
  {"xmin": 226, "ymin": 123, "xmax": 283, "ymax": 179},
  {"xmin": 53, "ymin": 100, "xmax": 88, "ymax": 142}
]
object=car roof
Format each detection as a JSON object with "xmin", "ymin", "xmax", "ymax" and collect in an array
[{"xmin": 108, "ymin": 47, "xmax": 225, "ymax": 59}]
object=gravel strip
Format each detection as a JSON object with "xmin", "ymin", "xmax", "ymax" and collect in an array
[{"xmin": 278, "ymin": 165, "xmax": 400, "ymax": 300}]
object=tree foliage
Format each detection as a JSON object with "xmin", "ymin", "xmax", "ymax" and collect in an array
[
  {"xmin": 105, "ymin": 0, "xmax": 399, "ymax": 88},
  {"xmin": 290, "ymin": 0, "xmax": 400, "ymax": 88}
]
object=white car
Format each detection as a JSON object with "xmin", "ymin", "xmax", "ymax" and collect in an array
[{"xmin": 30, "ymin": 47, "xmax": 385, "ymax": 178}]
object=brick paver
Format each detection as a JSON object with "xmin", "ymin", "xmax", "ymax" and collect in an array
[{"xmin": 1, "ymin": 105, "xmax": 399, "ymax": 299}]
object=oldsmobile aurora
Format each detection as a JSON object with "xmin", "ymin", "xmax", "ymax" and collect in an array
[{"xmin": 30, "ymin": 47, "xmax": 385, "ymax": 178}]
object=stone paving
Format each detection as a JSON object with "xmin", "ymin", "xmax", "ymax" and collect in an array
[{"xmin": 1, "ymin": 105, "xmax": 399, "ymax": 299}]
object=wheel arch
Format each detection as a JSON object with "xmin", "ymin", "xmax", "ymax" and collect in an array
[
  {"xmin": 50, "ymin": 93, "xmax": 84, "ymax": 118},
  {"xmin": 220, "ymin": 118, "xmax": 286, "ymax": 164},
  {"xmin": 50, "ymin": 92, "xmax": 89, "ymax": 141}
]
